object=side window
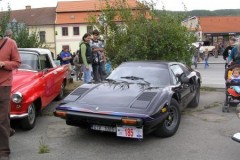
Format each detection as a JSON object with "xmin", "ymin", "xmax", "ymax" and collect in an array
[
  {"xmin": 170, "ymin": 64, "xmax": 184, "ymax": 84},
  {"xmin": 39, "ymin": 55, "xmax": 53, "ymax": 70},
  {"xmin": 169, "ymin": 69, "xmax": 178, "ymax": 85}
]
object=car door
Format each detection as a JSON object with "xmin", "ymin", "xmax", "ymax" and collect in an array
[
  {"xmin": 179, "ymin": 64, "xmax": 197, "ymax": 103},
  {"xmin": 170, "ymin": 64, "xmax": 191, "ymax": 108},
  {"xmin": 39, "ymin": 54, "xmax": 56, "ymax": 107}
]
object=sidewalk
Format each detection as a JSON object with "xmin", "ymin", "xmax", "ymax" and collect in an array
[
  {"xmin": 193, "ymin": 56, "xmax": 226, "ymax": 89},
  {"xmin": 198, "ymin": 55, "xmax": 225, "ymax": 64}
]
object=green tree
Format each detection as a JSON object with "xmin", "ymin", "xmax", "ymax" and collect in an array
[
  {"xmin": 14, "ymin": 26, "xmax": 45, "ymax": 48},
  {"xmin": 0, "ymin": 6, "xmax": 45, "ymax": 48},
  {"xmin": 88, "ymin": 0, "xmax": 196, "ymax": 67},
  {"xmin": 0, "ymin": 5, "xmax": 11, "ymax": 36}
]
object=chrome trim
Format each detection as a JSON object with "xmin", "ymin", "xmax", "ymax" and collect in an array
[{"xmin": 10, "ymin": 113, "xmax": 28, "ymax": 119}]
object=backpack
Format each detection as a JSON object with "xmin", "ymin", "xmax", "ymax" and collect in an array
[{"xmin": 78, "ymin": 43, "xmax": 84, "ymax": 64}]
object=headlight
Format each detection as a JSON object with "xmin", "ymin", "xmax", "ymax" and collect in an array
[{"xmin": 12, "ymin": 92, "xmax": 23, "ymax": 103}]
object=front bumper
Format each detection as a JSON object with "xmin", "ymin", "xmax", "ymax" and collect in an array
[
  {"xmin": 54, "ymin": 110, "xmax": 169, "ymax": 134},
  {"xmin": 10, "ymin": 113, "xmax": 28, "ymax": 119}
]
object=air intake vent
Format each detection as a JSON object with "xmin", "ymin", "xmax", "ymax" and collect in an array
[
  {"xmin": 71, "ymin": 88, "xmax": 89, "ymax": 96},
  {"xmin": 137, "ymin": 92, "xmax": 157, "ymax": 101}
]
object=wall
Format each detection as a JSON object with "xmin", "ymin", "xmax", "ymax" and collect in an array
[
  {"xmin": 29, "ymin": 25, "xmax": 56, "ymax": 56},
  {"xmin": 55, "ymin": 24, "xmax": 89, "ymax": 55}
]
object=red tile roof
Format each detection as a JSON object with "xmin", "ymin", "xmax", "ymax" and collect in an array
[
  {"xmin": 56, "ymin": 0, "xmax": 142, "ymax": 24},
  {"xmin": 56, "ymin": 12, "xmax": 101, "ymax": 24},
  {"xmin": 199, "ymin": 16, "xmax": 240, "ymax": 33},
  {"xmin": 56, "ymin": 0, "xmax": 139, "ymax": 12}
]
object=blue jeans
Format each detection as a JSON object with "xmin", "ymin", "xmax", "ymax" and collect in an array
[
  {"xmin": 82, "ymin": 64, "xmax": 92, "ymax": 84},
  {"xmin": 204, "ymin": 59, "xmax": 209, "ymax": 68}
]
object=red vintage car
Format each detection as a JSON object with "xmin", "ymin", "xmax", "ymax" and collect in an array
[{"xmin": 11, "ymin": 48, "xmax": 69, "ymax": 130}]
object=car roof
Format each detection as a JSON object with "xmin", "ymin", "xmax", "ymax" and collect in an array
[
  {"xmin": 18, "ymin": 48, "xmax": 56, "ymax": 67},
  {"xmin": 18, "ymin": 48, "xmax": 51, "ymax": 55}
]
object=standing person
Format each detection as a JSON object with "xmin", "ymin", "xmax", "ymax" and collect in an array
[
  {"xmin": 0, "ymin": 32, "xmax": 21, "ymax": 160},
  {"xmin": 60, "ymin": 47, "xmax": 72, "ymax": 79},
  {"xmin": 4, "ymin": 29, "xmax": 17, "ymax": 137},
  {"xmin": 228, "ymin": 41, "xmax": 240, "ymax": 65},
  {"xmin": 223, "ymin": 37, "xmax": 236, "ymax": 68},
  {"xmin": 191, "ymin": 45, "xmax": 198, "ymax": 69},
  {"xmin": 80, "ymin": 33, "xmax": 93, "ymax": 84},
  {"xmin": 73, "ymin": 51, "xmax": 82, "ymax": 81},
  {"xmin": 90, "ymin": 30, "xmax": 106, "ymax": 82},
  {"xmin": 204, "ymin": 48, "xmax": 209, "ymax": 69}
]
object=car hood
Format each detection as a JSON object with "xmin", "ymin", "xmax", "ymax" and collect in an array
[
  {"xmin": 12, "ymin": 70, "xmax": 38, "ymax": 93},
  {"xmin": 59, "ymin": 82, "xmax": 166, "ymax": 114}
]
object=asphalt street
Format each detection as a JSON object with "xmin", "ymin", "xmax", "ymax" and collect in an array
[
  {"xmin": 193, "ymin": 55, "xmax": 226, "ymax": 89},
  {"xmin": 9, "ymin": 56, "xmax": 240, "ymax": 160}
]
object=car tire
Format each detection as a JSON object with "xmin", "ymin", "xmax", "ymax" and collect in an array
[
  {"xmin": 154, "ymin": 99, "xmax": 181, "ymax": 138},
  {"xmin": 56, "ymin": 82, "xmax": 65, "ymax": 100},
  {"xmin": 188, "ymin": 83, "xmax": 200, "ymax": 108},
  {"xmin": 20, "ymin": 103, "xmax": 36, "ymax": 130}
]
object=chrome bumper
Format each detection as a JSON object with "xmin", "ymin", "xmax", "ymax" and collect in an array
[{"xmin": 10, "ymin": 113, "xmax": 28, "ymax": 119}]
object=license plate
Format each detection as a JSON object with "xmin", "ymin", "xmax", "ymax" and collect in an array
[
  {"xmin": 117, "ymin": 126, "xmax": 143, "ymax": 139},
  {"xmin": 91, "ymin": 124, "xmax": 116, "ymax": 133}
]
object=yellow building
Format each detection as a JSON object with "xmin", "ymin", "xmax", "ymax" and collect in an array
[{"xmin": 9, "ymin": 6, "xmax": 56, "ymax": 56}]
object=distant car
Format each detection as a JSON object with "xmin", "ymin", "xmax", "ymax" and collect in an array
[
  {"xmin": 11, "ymin": 48, "xmax": 69, "ymax": 130},
  {"xmin": 54, "ymin": 61, "xmax": 201, "ymax": 139}
]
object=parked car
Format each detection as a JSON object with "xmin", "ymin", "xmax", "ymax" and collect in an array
[
  {"xmin": 192, "ymin": 41, "xmax": 216, "ymax": 56},
  {"xmin": 11, "ymin": 48, "xmax": 69, "ymax": 130},
  {"xmin": 54, "ymin": 61, "xmax": 201, "ymax": 139}
]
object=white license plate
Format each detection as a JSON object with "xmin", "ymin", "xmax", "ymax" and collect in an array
[
  {"xmin": 91, "ymin": 124, "xmax": 116, "ymax": 133},
  {"xmin": 117, "ymin": 126, "xmax": 143, "ymax": 139}
]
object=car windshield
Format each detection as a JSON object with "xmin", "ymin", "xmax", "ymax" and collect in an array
[
  {"xmin": 19, "ymin": 52, "xmax": 39, "ymax": 71},
  {"xmin": 107, "ymin": 64, "xmax": 170, "ymax": 87}
]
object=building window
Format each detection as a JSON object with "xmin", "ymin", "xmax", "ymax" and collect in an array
[
  {"xmin": 73, "ymin": 27, "xmax": 79, "ymax": 35},
  {"xmin": 87, "ymin": 26, "xmax": 93, "ymax": 34},
  {"xmin": 39, "ymin": 31, "xmax": 46, "ymax": 42},
  {"xmin": 62, "ymin": 27, "xmax": 68, "ymax": 36}
]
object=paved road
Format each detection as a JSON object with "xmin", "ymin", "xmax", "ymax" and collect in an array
[
  {"xmin": 192, "ymin": 56, "xmax": 226, "ymax": 89},
  {"xmin": 9, "ymin": 90, "xmax": 240, "ymax": 160}
]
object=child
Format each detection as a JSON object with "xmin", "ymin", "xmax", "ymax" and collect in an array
[{"xmin": 229, "ymin": 67, "xmax": 240, "ymax": 93}]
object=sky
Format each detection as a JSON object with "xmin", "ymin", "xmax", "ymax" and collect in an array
[{"xmin": 0, "ymin": 0, "xmax": 240, "ymax": 11}]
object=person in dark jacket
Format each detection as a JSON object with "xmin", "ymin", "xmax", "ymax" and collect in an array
[{"xmin": 223, "ymin": 37, "xmax": 236, "ymax": 68}]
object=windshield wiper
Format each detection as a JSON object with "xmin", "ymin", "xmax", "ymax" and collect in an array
[
  {"xmin": 120, "ymin": 76, "xmax": 150, "ymax": 85},
  {"xmin": 106, "ymin": 78, "xmax": 117, "ymax": 83}
]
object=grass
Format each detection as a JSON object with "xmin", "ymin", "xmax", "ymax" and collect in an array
[{"xmin": 38, "ymin": 137, "xmax": 50, "ymax": 154}]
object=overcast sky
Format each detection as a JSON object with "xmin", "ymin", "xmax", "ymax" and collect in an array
[{"xmin": 0, "ymin": 0, "xmax": 240, "ymax": 11}]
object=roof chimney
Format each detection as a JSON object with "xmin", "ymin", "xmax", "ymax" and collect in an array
[{"xmin": 25, "ymin": 5, "xmax": 31, "ymax": 10}]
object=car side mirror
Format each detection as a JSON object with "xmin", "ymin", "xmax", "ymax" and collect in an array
[{"xmin": 176, "ymin": 73, "xmax": 189, "ymax": 83}]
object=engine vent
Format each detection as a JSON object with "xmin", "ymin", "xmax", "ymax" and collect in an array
[
  {"xmin": 71, "ymin": 88, "xmax": 89, "ymax": 96},
  {"xmin": 137, "ymin": 92, "xmax": 157, "ymax": 101}
]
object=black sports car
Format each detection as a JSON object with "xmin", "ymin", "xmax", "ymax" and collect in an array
[{"xmin": 54, "ymin": 61, "xmax": 201, "ymax": 139}]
